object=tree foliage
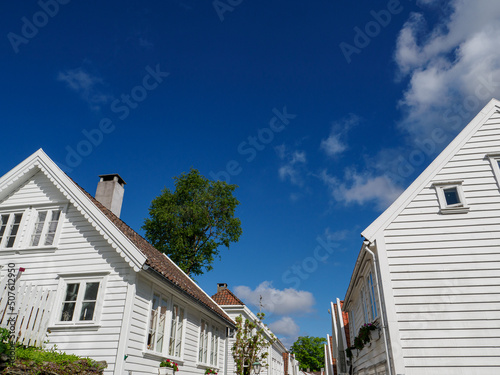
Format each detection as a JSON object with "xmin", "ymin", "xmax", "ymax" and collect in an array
[
  {"xmin": 143, "ymin": 168, "xmax": 242, "ymax": 277},
  {"xmin": 232, "ymin": 313, "xmax": 275, "ymax": 375},
  {"xmin": 290, "ymin": 336, "xmax": 326, "ymax": 371}
]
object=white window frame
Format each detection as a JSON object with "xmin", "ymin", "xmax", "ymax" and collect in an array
[
  {"xmin": 168, "ymin": 302, "xmax": 186, "ymax": 358},
  {"xmin": 367, "ymin": 272, "xmax": 378, "ymax": 320},
  {"xmin": 432, "ymin": 180, "xmax": 469, "ymax": 214},
  {"xmin": 0, "ymin": 209, "xmax": 27, "ymax": 249},
  {"xmin": 0, "ymin": 205, "xmax": 65, "ymax": 250},
  {"xmin": 28, "ymin": 207, "xmax": 64, "ymax": 248},
  {"xmin": 349, "ymin": 310, "xmax": 356, "ymax": 345},
  {"xmin": 51, "ymin": 273, "xmax": 108, "ymax": 329},
  {"xmin": 361, "ymin": 288, "xmax": 369, "ymax": 324},
  {"xmin": 487, "ymin": 153, "xmax": 500, "ymax": 190},
  {"xmin": 144, "ymin": 290, "xmax": 187, "ymax": 361},
  {"xmin": 198, "ymin": 317, "xmax": 221, "ymax": 368}
]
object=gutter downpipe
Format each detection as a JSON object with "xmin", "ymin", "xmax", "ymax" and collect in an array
[{"xmin": 364, "ymin": 241, "xmax": 393, "ymax": 375}]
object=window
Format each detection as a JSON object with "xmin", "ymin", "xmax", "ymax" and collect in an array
[
  {"xmin": 210, "ymin": 325, "xmax": 219, "ymax": 366},
  {"xmin": 432, "ymin": 180, "xmax": 469, "ymax": 214},
  {"xmin": 199, "ymin": 319, "xmax": 208, "ymax": 363},
  {"xmin": 0, "ymin": 212, "xmax": 24, "ymax": 248},
  {"xmin": 168, "ymin": 304, "xmax": 185, "ymax": 357},
  {"xmin": 148, "ymin": 294, "xmax": 169, "ymax": 353},
  {"xmin": 30, "ymin": 209, "xmax": 61, "ymax": 246},
  {"xmin": 361, "ymin": 288, "xmax": 369, "ymax": 324},
  {"xmin": 349, "ymin": 310, "xmax": 356, "ymax": 345},
  {"xmin": 199, "ymin": 319, "xmax": 220, "ymax": 366},
  {"xmin": 146, "ymin": 293, "xmax": 186, "ymax": 358},
  {"xmin": 58, "ymin": 277, "xmax": 103, "ymax": 324},
  {"xmin": 0, "ymin": 206, "xmax": 64, "ymax": 250},
  {"xmin": 487, "ymin": 153, "xmax": 500, "ymax": 190},
  {"xmin": 367, "ymin": 272, "xmax": 378, "ymax": 319}
]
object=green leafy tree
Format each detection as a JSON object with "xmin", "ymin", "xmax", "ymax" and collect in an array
[
  {"xmin": 143, "ymin": 168, "xmax": 242, "ymax": 277},
  {"xmin": 232, "ymin": 313, "xmax": 275, "ymax": 375},
  {"xmin": 290, "ymin": 336, "xmax": 326, "ymax": 371}
]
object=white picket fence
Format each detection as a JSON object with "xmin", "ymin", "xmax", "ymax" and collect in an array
[{"xmin": 0, "ymin": 274, "xmax": 54, "ymax": 347}]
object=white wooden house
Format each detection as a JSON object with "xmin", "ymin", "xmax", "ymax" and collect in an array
[
  {"xmin": 0, "ymin": 149, "xmax": 236, "ymax": 375},
  {"xmin": 211, "ymin": 284, "xmax": 288, "ymax": 375},
  {"xmin": 332, "ymin": 98, "xmax": 500, "ymax": 375}
]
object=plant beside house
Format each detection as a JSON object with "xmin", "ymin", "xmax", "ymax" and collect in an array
[
  {"xmin": 159, "ymin": 359, "xmax": 179, "ymax": 374},
  {"xmin": 345, "ymin": 323, "xmax": 380, "ymax": 357},
  {"xmin": 205, "ymin": 368, "xmax": 218, "ymax": 375},
  {"xmin": 1, "ymin": 344, "xmax": 107, "ymax": 375}
]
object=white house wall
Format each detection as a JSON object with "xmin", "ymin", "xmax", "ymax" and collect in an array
[
  {"xmin": 125, "ymin": 274, "xmax": 228, "ymax": 375},
  {"xmin": 345, "ymin": 262, "xmax": 386, "ymax": 375},
  {"xmin": 0, "ymin": 171, "xmax": 130, "ymax": 374},
  {"xmin": 382, "ymin": 109, "xmax": 500, "ymax": 374}
]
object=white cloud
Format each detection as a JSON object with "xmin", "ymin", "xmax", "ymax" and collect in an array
[
  {"xmin": 395, "ymin": 1, "xmax": 500, "ymax": 138},
  {"xmin": 320, "ymin": 134, "xmax": 346, "ymax": 157},
  {"xmin": 269, "ymin": 317, "xmax": 300, "ymax": 337},
  {"xmin": 234, "ymin": 281, "xmax": 315, "ymax": 316},
  {"xmin": 277, "ymin": 148, "xmax": 307, "ymax": 186},
  {"xmin": 269, "ymin": 317, "xmax": 300, "ymax": 348},
  {"xmin": 320, "ymin": 114, "xmax": 360, "ymax": 157},
  {"xmin": 321, "ymin": 169, "xmax": 403, "ymax": 211},
  {"xmin": 57, "ymin": 67, "xmax": 111, "ymax": 110}
]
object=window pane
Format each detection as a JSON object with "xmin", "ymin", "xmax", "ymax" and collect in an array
[
  {"xmin": 61, "ymin": 302, "xmax": 76, "ymax": 321},
  {"xmin": 199, "ymin": 320, "xmax": 206, "ymax": 362},
  {"xmin": 80, "ymin": 301, "xmax": 96, "ymax": 320},
  {"xmin": 31, "ymin": 211, "xmax": 47, "ymax": 246},
  {"xmin": 169, "ymin": 305, "xmax": 179, "ymax": 356},
  {"xmin": 84, "ymin": 282, "xmax": 99, "ymax": 300},
  {"xmin": 444, "ymin": 187, "xmax": 460, "ymax": 206},
  {"xmin": 44, "ymin": 210, "xmax": 61, "ymax": 245},
  {"xmin": 176, "ymin": 307, "xmax": 184, "ymax": 356},
  {"xmin": 64, "ymin": 283, "xmax": 80, "ymax": 301},
  {"xmin": 6, "ymin": 213, "xmax": 23, "ymax": 248},
  {"xmin": 0, "ymin": 214, "xmax": 9, "ymax": 245}
]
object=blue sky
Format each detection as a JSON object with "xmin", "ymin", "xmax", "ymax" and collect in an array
[{"xmin": 2, "ymin": 0, "xmax": 500, "ymax": 348}]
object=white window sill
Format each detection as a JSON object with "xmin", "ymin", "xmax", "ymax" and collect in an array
[
  {"xmin": 1, "ymin": 246, "xmax": 58, "ymax": 255},
  {"xmin": 439, "ymin": 206, "xmax": 470, "ymax": 215},
  {"xmin": 48, "ymin": 323, "xmax": 101, "ymax": 332},
  {"xmin": 142, "ymin": 351, "xmax": 184, "ymax": 365},
  {"xmin": 197, "ymin": 363, "xmax": 219, "ymax": 370}
]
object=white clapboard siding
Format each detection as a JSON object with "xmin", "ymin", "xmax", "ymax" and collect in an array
[
  {"xmin": 0, "ymin": 172, "xmax": 131, "ymax": 375},
  {"xmin": 381, "ymin": 110, "xmax": 500, "ymax": 374},
  {"xmin": 0, "ymin": 172, "xmax": 65, "ymax": 207}
]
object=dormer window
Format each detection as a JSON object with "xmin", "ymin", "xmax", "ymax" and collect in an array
[{"xmin": 432, "ymin": 180, "xmax": 469, "ymax": 214}]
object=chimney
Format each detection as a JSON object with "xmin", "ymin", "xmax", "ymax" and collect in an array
[
  {"xmin": 217, "ymin": 283, "xmax": 227, "ymax": 293},
  {"xmin": 95, "ymin": 174, "xmax": 126, "ymax": 217}
]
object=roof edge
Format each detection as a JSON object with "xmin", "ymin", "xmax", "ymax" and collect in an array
[
  {"xmin": 0, "ymin": 149, "xmax": 147, "ymax": 271},
  {"xmin": 362, "ymin": 98, "xmax": 500, "ymax": 241}
]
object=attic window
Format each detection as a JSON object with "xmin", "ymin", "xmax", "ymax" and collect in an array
[
  {"xmin": 486, "ymin": 153, "xmax": 500, "ymax": 191},
  {"xmin": 432, "ymin": 180, "xmax": 469, "ymax": 214}
]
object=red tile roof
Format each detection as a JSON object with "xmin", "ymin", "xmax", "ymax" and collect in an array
[
  {"xmin": 75, "ymin": 182, "xmax": 235, "ymax": 327},
  {"xmin": 211, "ymin": 288, "xmax": 244, "ymax": 305}
]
